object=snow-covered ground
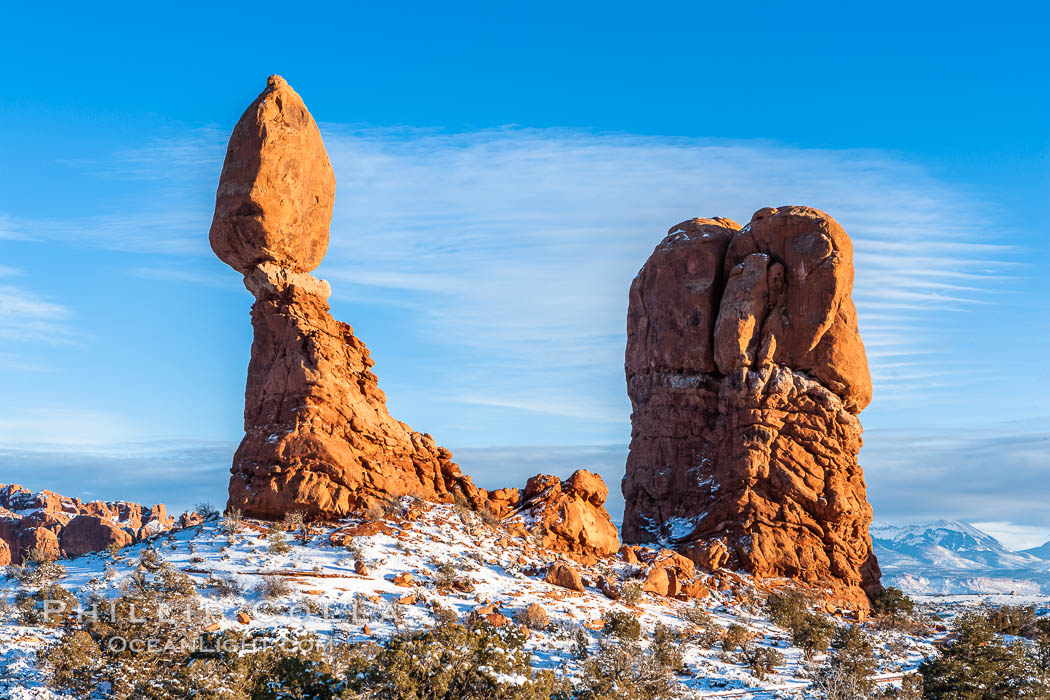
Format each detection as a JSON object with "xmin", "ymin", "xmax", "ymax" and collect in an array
[{"xmin": 1, "ymin": 501, "xmax": 961, "ymax": 698}]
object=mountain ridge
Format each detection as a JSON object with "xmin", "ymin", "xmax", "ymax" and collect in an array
[{"xmin": 872, "ymin": 520, "xmax": 1050, "ymax": 595}]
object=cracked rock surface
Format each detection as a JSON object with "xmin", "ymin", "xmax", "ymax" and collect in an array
[{"xmin": 622, "ymin": 207, "xmax": 880, "ymax": 609}]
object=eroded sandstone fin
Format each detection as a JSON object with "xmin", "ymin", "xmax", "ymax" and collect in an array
[{"xmin": 622, "ymin": 205, "xmax": 880, "ymax": 610}]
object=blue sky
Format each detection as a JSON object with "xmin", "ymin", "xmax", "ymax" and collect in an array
[{"xmin": 1, "ymin": 2, "xmax": 1047, "ymax": 547}]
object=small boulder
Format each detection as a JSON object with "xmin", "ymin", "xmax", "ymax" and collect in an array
[
  {"xmin": 679, "ymin": 580, "xmax": 710, "ymax": 599},
  {"xmin": 597, "ymin": 575, "xmax": 621, "ymax": 600},
  {"xmin": 643, "ymin": 566, "xmax": 680, "ymax": 597},
  {"xmin": 544, "ymin": 562, "xmax": 584, "ymax": 592},
  {"xmin": 484, "ymin": 612, "xmax": 510, "ymax": 627},
  {"xmin": 619, "ymin": 545, "xmax": 642, "ymax": 565},
  {"xmin": 521, "ymin": 602, "xmax": 549, "ymax": 629}
]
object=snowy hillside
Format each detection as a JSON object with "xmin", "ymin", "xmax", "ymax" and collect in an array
[
  {"xmin": 0, "ymin": 499, "xmax": 938, "ymax": 699},
  {"xmin": 1023, "ymin": 541, "xmax": 1050, "ymax": 560},
  {"xmin": 872, "ymin": 520, "xmax": 1050, "ymax": 596}
]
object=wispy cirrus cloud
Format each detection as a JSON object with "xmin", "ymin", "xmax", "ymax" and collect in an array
[
  {"xmin": 863, "ymin": 424, "xmax": 1050, "ymax": 546},
  {"xmin": 7, "ymin": 126, "xmax": 1025, "ymax": 432},
  {"xmin": 0, "ymin": 275, "xmax": 72, "ymax": 345},
  {"xmin": 311, "ymin": 127, "xmax": 1018, "ymax": 413}
]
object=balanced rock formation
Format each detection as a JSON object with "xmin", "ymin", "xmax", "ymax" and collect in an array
[
  {"xmin": 622, "ymin": 207, "xmax": 880, "ymax": 609},
  {"xmin": 212, "ymin": 77, "xmax": 494, "ymax": 520},
  {"xmin": 0, "ymin": 483, "xmax": 173, "ymax": 563},
  {"xmin": 212, "ymin": 76, "xmax": 622, "ymax": 563}
]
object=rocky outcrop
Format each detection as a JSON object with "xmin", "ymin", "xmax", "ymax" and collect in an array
[
  {"xmin": 0, "ymin": 483, "xmax": 173, "ymax": 563},
  {"xmin": 622, "ymin": 207, "xmax": 880, "ymax": 610},
  {"xmin": 493, "ymin": 470, "xmax": 620, "ymax": 565},
  {"xmin": 213, "ymin": 77, "xmax": 494, "ymax": 520},
  {"xmin": 59, "ymin": 515, "xmax": 134, "ymax": 558}
]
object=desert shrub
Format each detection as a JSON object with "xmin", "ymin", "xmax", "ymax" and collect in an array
[
  {"xmin": 431, "ymin": 601, "xmax": 460, "ymax": 626},
  {"xmin": 16, "ymin": 584, "xmax": 77, "ymax": 626},
  {"xmin": 738, "ymin": 587, "xmax": 761, "ymax": 615},
  {"xmin": 679, "ymin": 599, "xmax": 711, "ymax": 627},
  {"xmin": 721, "ymin": 623, "xmax": 750, "ymax": 654},
  {"xmin": 125, "ymin": 562, "xmax": 197, "ymax": 597},
  {"xmin": 877, "ymin": 673, "xmax": 923, "ymax": 699},
  {"xmin": 738, "ymin": 643, "xmax": 784, "ymax": 681},
  {"xmin": 602, "ymin": 609, "xmax": 641, "ymax": 640},
  {"xmin": 576, "ymin": 639, "xmax": 681, "ymax": 699},
  {"xmin": 44, "ymin": 629, "xmax": 102, "ymax": 693},
  {"xmin": 791, "ymin": 613, "xmax": 835, "ymax": 659},
  {"xmin": 651, "ymin": 623, "xmax": 685, "ymax": 672},
  {"xmin": 40, "ymin": 565, "xmax": 209, "ymax": 698},
  {"xmin": 571, "ymin": 627, "xmax": 592, "ymax": 659},
  {"xmin": 379, "ymin": 496, "xmax": 403, "ymax": 519},
  {"xmin": 1034, "ymin": 617, "xmax": 1050, "ymax": 673},
  {"xmin": 870, "ymin": 586, "xmax": 914, "ymax": 619},
  {"xmin": 620, "ymin": 580, "xmax": 643, "ymax": 605},
  {"xmin": 987, "ymin": 604, "xmax": 1039, "ymax": 638},
  {"xmin": 813, "ymin": 625, "xmax": 878, "ymax": 698},
  {"xmin": 230, "ymin": 631, "xmax": 356, "ymax": 699},
  {"xmin": 477, "ymin": 506, "xmax": 502, "ymax": 528},
  {"xmin": 344, "ymin": 621, "xmax": 559, "ymax": 699},
  {"xmin": 764, "ymin": 589, "xmax": 833, "ymax": 658},
  {"xmin": 195, "ymin": 501, "xmax": 220, "ymax": 520},
  {"xmin": 432, "ymin": 561, "xmax": 460, "ymax": 590},
  {"xmin": 282, "ymin": 510, "xmax": 310, "ymax": 544},
  {"xmin": 45, "ymin": 623, "xmax": 355, "ymax": 699},
  {"xmin": 138, "ymin": 546, "xmax": 163, "ymax": 571},
  {"xmin": 8, "ymin": 549, "xmax": 67, "ymax": 585},
  {"xmin": 214, "ymin": 574, "xmax": 243, "ymax": 597},
  {"xmin": 679, "ymin": 601, "xmax": 720, "ymax": 648},
  {"xmin": 265, "ymin": 523, "xmax": 292, "ymax": 555},
  {"xmin": 691, "ymin": 622, "xmax": 722, "ymax": 649},
  {"xmin": 256, "ymin": 574, "xmax": 292, "ymax": 600},
  {"xmin": 919, "ymin": 610, "xmax": 1048, "ymax": 699},
  {"xmin": 871, "ymin": 587, "xmax": 922, "ymax": 632},
  {"xmin": 222, "ymin": 507, "xmax": 243, "ymax": 535},
  {"xmin": 764, "ymin": 589, "xmax": 811, "ymax": 628}
]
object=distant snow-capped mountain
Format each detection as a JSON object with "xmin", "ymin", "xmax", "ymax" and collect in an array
[
  {"xmin": 871, "ymin": 520, "xmax": 1050, "ymax": 595},
  {"xmin": 1022, "ymin": 541, "xmax": 1050, "ymax": 560}
]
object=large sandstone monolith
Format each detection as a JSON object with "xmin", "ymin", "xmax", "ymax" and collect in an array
[
  {"xmin": 622, "ymin": 207, "xmax": 881, "ymax": 609},
  {"xmin": 212, "ymin": 77, "xmax": 494, "ymax": 519}
]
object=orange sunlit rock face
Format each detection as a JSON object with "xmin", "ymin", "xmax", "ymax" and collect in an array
[{"xmin": 622, "ymin": 206, "xmax": 880, "ymax": 610}]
